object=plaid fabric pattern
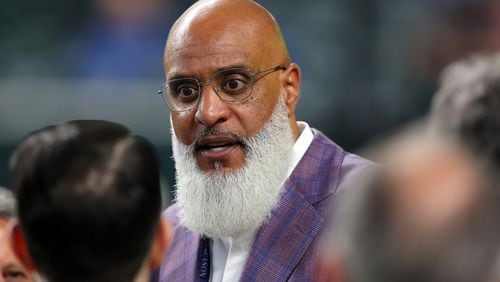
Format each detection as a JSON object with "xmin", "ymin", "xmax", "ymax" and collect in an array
[
  {"xmin": 152, "ymin": 129, "xmax": 364, "ymax": 281},
  {"xmin": 152, "ymin": 206, "xmax": 200, "ymax": 281},
  {"xmin": 240, "ymin": 129, "xmax": 345, "ymax": 281}
]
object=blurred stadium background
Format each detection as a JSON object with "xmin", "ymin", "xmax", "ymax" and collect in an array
[{"xmin": 2, "ymin": 0, "xmax": 499, "ymax": 195}]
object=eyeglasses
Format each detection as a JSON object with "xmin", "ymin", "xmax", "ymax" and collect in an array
[{"xmin": 157, "ymin": 65, "xmax": 286, "ymax": 112}]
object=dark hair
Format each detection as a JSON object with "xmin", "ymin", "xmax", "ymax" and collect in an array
[
  {"xmin": 431, "ymin": 53, "xmax": 500, "ymax": 171},
  {"xmin": 10, "ymin": 120, "xmax": 162, "ymax": 282}
]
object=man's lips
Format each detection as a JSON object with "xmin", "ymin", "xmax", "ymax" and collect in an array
[{"xmin": 195, "ymin": 136, "xmax": 243, "ymax": 160}]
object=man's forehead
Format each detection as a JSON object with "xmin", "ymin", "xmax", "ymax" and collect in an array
[
  {"xmin": 167, "ymin": 19, "xmax": 259, "ymax": 55},
  {"xmin": 167, "ymin": 42, "xmax": 245, "ymax": 57},
  {"xmin": 165, "ymin": 41, "xmax": 255, "ymax": 77},
  {"xmin": 165, "ymin": 12, "xmax": 266, "ymax": 64}
]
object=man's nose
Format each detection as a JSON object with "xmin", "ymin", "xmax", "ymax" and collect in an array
[{"xmin": 194, "ymin": 85, "xmax": 230, "ymax": 127}]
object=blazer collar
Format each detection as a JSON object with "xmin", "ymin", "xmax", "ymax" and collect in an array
[{"xmin": 240, "ymin": 130, "xmax": 345, "ymax": 281}]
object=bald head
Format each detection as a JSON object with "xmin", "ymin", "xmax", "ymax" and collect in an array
[{"xmin": 164, "ymin": 0, "xmax": 290, "ymax": 75}]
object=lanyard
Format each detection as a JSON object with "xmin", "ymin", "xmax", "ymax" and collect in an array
[{"xmin": 198, "ymin": 237, "xmax": 211, "ymax": 282}]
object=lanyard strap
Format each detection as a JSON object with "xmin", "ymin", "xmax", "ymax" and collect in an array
[{"xmin": 198, "ymin": 237, "xmax": 211, "ymax": 282}]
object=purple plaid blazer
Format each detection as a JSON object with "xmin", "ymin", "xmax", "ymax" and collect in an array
[{"xmin": 151, "ymin": 129, "xmax": 372, "ymax": 281}]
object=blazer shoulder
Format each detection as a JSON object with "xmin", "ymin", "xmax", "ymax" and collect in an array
[
  {"xmin": 298, "ymin": 129, "xmax": 375, "ymax": 204},
  {"xmin": 335, "ymin": 152, "xmax": 377, "ymax": 197}
]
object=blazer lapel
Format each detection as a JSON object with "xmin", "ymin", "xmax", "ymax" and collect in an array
[
  {"xmin": 240, "ymin": 179, "xmax": 324, "ymax": 281},
  {"xmin": 158, "ymin": 213, "xmax": 201, "ymax": 281},
  {"xmin": 240, "ymin": 131, "xmax": 345, "ymax": 281}
]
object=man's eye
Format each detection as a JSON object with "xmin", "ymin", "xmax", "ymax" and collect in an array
[
  {"xmin": 222, "ymin": 78, "xmax": 247, "ymax": 94},
  {"xmin": 174, "ymin": 85, "xmax": 199, "ymax": 101},
  {"xmin": 4, "ymin": 270, "xmax": 27, "ymax": 281},
  {"xmin": 178, "ymin": 86, "xmax": 196, "ymax": 96}
]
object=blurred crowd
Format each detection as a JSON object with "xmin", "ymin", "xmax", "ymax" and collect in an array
[
  {"xmin": 1, "ymin": 51, "xmax": 499, "ymax": 281},
  {"xmin": 318, "ymin": 53, "xmax": 500, "ymax": 281}
]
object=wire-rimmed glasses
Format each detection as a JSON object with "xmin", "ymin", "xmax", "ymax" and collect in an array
[{"xmin": 157, "ymin": 65, "xmax": 286, "ymax": 112}]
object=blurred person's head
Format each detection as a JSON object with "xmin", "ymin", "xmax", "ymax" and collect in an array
[
  {"xmin": 431, "ymin": 52, "xmax": 500, "ymax": 171},
  {"xmin": 320, "ymin": 133, "xmax": 500, "ymax": 282},
  {"xmin": 162, "ymin": 0, "xmax": 302, "ymax": 238},
  {"xmin": 0, "ymin": 187, "xmax": 35, "ymax": 282},
  {"xmin": 8, "ymin": 120, "xmax": 171, "ymax": 282}
]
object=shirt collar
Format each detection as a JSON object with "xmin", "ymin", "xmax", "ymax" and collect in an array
[{"xmin": 286, "ymin": 121, "xmax": 314, "ymax": 178}]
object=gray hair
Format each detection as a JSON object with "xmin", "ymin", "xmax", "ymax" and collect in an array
[
  {"xmin": 0, "ymin": 186, "xmax": 16, "ymax": 218},
  {"xmin": 431, "ymin": 52, "xmax": 500, "ymax": 170}
]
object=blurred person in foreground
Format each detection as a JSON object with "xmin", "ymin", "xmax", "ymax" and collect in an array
[
  {"xmin": 154, "ymin": 0, "xmax": 373, "ymax": 281},
  {"xmin": 0, "ymin": 187, "xmax": 35, "ymax": 282},
  {"xmin": 8, "ymin": 120, "xmax": 171, "ymax": 282},
  {"xmin": 318, "ymin": 132, "xmax": 500, "ymax": 282},
  {"xmin": 431, "ymin": 52, "xmax": 500, "ymax": 171}
]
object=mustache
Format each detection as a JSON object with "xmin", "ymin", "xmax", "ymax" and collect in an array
[{"xmin": 194, "ymin": 127, "xmax": 248, "ymax": 148}]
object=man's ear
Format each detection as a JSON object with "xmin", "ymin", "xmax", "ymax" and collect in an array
[
  {"xmin": 281, "ymin": 63, "xmax": 301, "ymax": 116},
  {"xmin": 148, "ymin": 218, "xmax": 173, "ymax": 270},
  {"xmin": 9, "ymin": 220, "xmax": 37, "ymax": 271}
]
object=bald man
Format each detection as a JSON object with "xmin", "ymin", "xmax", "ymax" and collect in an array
[{"xmin": 153, "ymin": 0, "xmax": 373, "ymax": 281}]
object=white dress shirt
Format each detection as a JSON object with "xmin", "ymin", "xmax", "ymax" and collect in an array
[{"xmin": 210, "ymin": 121, "xmax": 314, "ymax": 282}]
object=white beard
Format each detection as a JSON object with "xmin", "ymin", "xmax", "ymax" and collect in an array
[{"xmin": 172, "ymin": 96, "xmax": 294, "ymax": 238}]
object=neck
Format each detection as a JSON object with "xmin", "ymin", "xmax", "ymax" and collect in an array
[{"xmin": 289, "ymin": 117, "xmax": 301, "ymax": 141}]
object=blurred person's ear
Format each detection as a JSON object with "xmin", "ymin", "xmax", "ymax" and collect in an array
[
  {"xmin": 315, "ymin": 255, "xmax": 348, "ymax": 282},
  {"xmin": 148, "ymin": 218, "xmax": 172, "ymax": 270},
  {"xmin": 9, "ymin": 220, "xmax": 36, "ymax": 272}
]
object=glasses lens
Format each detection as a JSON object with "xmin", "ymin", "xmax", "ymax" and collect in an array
[
  {"xmin": 165, "ymin": 78, "xmax": 200, "ymax": 111},
  {"xmin": 214, "ymin": 68, "xmax": 254, "ymax": 102}
]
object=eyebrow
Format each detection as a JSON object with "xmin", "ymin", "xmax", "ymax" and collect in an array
[{"xmin": 167, "ymin": 64, "xmax": 252, "ymax": 81}]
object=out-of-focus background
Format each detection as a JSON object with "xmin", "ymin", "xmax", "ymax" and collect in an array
[{"xmin": 2, "ymin": 0, "xmax": 499, "ymax": 194}]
